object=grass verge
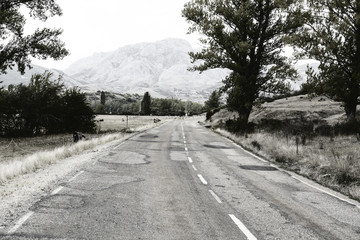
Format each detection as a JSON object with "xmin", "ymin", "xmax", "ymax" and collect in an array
[{"xmin": 215, "ymin": 128, "xmax": 360, "ymax": 201}]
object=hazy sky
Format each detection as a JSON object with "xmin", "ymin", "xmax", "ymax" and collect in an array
[{"xmin": 26, "ymin": 0, "xmax": 200, "ymax": 70}]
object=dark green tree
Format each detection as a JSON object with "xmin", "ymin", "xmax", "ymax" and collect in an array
[
  {"xmin": 204, "ymin": 90, "xmax": 221, "ymax": 112},
  {"xmin": 100, "ymin": 91, "xmax": 106, "ymax": 105},
  {"xmin": 204, "ymin": 90, "xmax": 221, "ymax": 120},
  {"xmin": 0, "ymin": 71, "xmax": 95, "ymax": 136},
  {"xmin": 141, "ymin": 92, "xmax": 151, "ymax": 115},
  {"xmin": 293, "ymin": 0, "xmax": 360, "ymax": 121},
  {"xmin": 182, "ymin": 0, "xmax": 304, "ymax": 129},
  {"xmin": 61, "ymin": 88, "xmax": 95, "ymax": 133},
  {"xmin": 0, "ymin": 0, "xmax": 69, "ymax": 75}
]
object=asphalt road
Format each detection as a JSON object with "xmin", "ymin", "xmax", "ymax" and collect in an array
[{"xmin": 3, "ymin": 118, "xmax": 360, "ymax": 239}]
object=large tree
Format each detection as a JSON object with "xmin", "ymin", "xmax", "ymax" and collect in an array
[
  {"xmin": 182, "ymin": 0, "xmax": 304, "ymax": 129},
  {"xmin": 293, "ymin": 0, "xmax": 360, "ymax": 121},
  {"xmin": 0, "ymin": 0, "xmax": 69, "ymax": 75}
]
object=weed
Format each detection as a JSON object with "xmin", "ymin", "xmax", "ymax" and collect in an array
[{"xmin": 251, "ymin": 140, "xmax": 262, "ymax": 151}]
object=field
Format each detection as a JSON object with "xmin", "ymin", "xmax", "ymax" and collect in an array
[
  {"xmin": 0, "ymin": 115, "xmax": 172, "ymax": 183},
  {"xmin": 95, "ymin": 115, "xmax": 173, "ymax": 132}
]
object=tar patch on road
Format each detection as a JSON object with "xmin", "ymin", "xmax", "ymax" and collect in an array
[
  {"xmin": 139, "ymin": 134, "xmax": 159, "ymax": 139},
  {"xmin": 203, "ymin": 144, "xmax": 232, "ymax": 149},
  {"xmin": 239, "ymin": 165, "xmax": 278, "ymax": 171},
  {"xmin": 32, "ymin": 194, "xmax": 85, "ymax": 212}
]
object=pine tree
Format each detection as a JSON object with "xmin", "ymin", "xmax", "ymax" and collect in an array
[
  {"xmin": 182, "ymin": 0, "xmax": 304, "ymax": 130},
  {"xmin": 100, "ymin": 91, "xmax": 106, "ymax": 105},
  {"xmin": 141, "ymin": 92, "xmax": 151, "ymax": 115}
]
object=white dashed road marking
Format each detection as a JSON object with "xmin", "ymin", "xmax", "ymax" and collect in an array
[
  {"xmin": 51, "ymin": 186, "xmax": 64, "ymax": 195},
  {"xmin": 209, "ymin": 190, "xmax": 222, "ymax": 204},
  {"xmin": 197, "ymin": 174, "xmax": 208, "ymax": 185},
  {"xmin": 229, "ymin": 214, "xmax": 257, "ymax": 240},
  {"xmin": 8, "ymin": 211, "xmax": 34, "ymax": 234},
  {"xmin": 68, "ymin": 170, "xmax": 84, "ymax": 183},
  {"xmin": 192, "ymin": 165, "xmax": 198, "ymax": 171}
]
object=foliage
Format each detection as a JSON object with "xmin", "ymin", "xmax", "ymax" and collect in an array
[
  {"xmin": 141, "ymin": 92, "xmax": 151, "ymax": 115},
  {"xmin": 204, "ymin": 90, "xmax": 221, "ymax": 112},
  {"xmin": 100, "ymin": 91, "xmax": 106, "ymax": 105},
  {"xmin": 87, "ymin": 91, "xmax": 204, "ymax": 116},
  {"xmin": 0, "ymin": 71, "xmax": 95, "ymax": 137},
  {"xmin": 292, "ymin": 0, "xmax": 360, "ymax": 121},
  {"xmin": 204, "ymin": 90, "xmax": 221, "ymax": 120},
  {"xmin": 182, "ymin": 0, "xmax": 304, "ymax": 131},
  {"xmin": 0, "ymin": 0, "xmax": 69, "ymax": 75},
  {"xmin": 151, "ymin": 98, "xmax": 186, "ymax": 116}
]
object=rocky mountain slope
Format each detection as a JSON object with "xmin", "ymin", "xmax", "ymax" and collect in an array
[{"xmin": 64, "ymin": 38, "xmax": 229, "ymax": 102}]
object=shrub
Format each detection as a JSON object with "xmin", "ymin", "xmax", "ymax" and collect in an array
[
  {"xmin": 334, "ymin": 121, "xmax": 360, "ymax": 135},
  {"xmin": 225, "ymin": 118, "xmax": 255, "ymax": 134}
]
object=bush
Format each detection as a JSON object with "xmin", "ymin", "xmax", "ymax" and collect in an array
[
  {"xmin": 225, "ymin": 118, "xmax": 255, "ymax": 134},
  {"xmin": 334, "ymin": 121, "xmax": 360, "ymax": 135}
]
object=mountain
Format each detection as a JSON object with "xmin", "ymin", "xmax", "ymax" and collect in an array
[
  {"xmin": 64, "ymin": 38, "xmax": 230, "ymax": 102},
  {"xmin": 0, "ymin": 38, "xmax": 320, "ymax": 103},
  {"xmin": 0, "ymin": 65, "xmax": 80, "ymax": 89}
]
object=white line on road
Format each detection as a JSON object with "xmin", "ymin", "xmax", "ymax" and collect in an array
[
  {"xmin": 229, "ymin": 214, "xmax": 257, "ymax": 240},
  {"xmin": 113, "ymin": 142, "xmax": 125, "ymax": 149},
  {"xmin": 51, "ymin": 186, "xmax": 64, "ymax": 195},
  {"xmin": 292, "ymin": 175, "xmax": 360, "ymax": 208},
  {"xmin": 68, "ymin": 170, "xmax": 84, "ymax": 182},
  {"xmin": 185, "ymin": 147, "xmax": 188, "ymax": 152},
  {"xmin": 197, "ymin": 174, "xmax": 208, "ymax": 185},
  {"xmin": 209, "ymin": 190, "xmax": 222, "ymax": 203},
  {"xmin": 8, "ymin": 211, "xmax": 34, "ymax": 234},
  {"xmin": 188, "ymin": 157, "xmax": 193, "ymax": 163},
  {"xmin": 192, "ymin": 165, "xmax": 198, "ymax": 171},
  {"xmin": 226, "ymin": 138, "xmax": 267, "ymax": 163},
  {"xmin": 184, "ymin": 140, "xmax": 187, "ymax": 144}
]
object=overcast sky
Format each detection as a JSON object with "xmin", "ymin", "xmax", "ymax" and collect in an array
[{"xmin": 27, "ymin": 0, "xmax": 200, "ymax": 70}]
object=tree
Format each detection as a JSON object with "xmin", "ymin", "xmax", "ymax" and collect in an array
[
  {"xmin": 141, "ymin": 92, "xmax": 151, "ymax": 115},
  {"xmin": 182, "ymin": 0, "xmax": 304, "ymax": 129},
  {"xmin": 204, "ymin": 90, "xmax": 221, "ymax": 112},
  {"xmin": 61, "ymin": 88, "xmax": 95, "ymax": 133},
  {"xmin": 0, "ymin": 71, "xmax": 95, "ymax": 136},
  {"xmin": 100, "ymin": 91, "xmax": 106, "ymax": 105},
  {"xmin": 204, "ymin": 90, "xmax": 221, "ymax": 120},
  {"xmin": 0, "ymin": 0, "xmax": 69, "ymax": 75},
  {"xmin": 293, "ymin": 0, "xmax": 360, "ymax": 121}
]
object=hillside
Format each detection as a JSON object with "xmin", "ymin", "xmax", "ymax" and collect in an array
[
  {"xmin": 210, "ymin": 95, "xmax": 347, "ymax": 129},
  {"xmin": 64, "ymin": 38, "xmax": 230, "ymax": 103}
]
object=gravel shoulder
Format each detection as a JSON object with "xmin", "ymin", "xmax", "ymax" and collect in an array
[{"xmin": 0, "ymin": 133, "xmax": 138, "ymax": 231}]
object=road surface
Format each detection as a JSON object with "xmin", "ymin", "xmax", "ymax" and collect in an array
[{"xmin": 3, "ymin": 118, "xmax": 360, "ymax": 239}]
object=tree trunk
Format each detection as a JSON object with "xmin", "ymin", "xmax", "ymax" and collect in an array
[{"xmin": 344, "ymin": 96, "xmax": 358, "ymax": 121}]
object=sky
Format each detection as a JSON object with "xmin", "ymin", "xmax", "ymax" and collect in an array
[{"xmin": 26, "ymin": 0, "xmax": 201, "ymax": 70}]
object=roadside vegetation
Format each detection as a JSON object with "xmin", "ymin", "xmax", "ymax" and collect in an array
[
  {"xmin": 205, "ymin": 95, "xmax": 360, "ymax": 201},
  {"xmin": 89, "ymin": 91, "xmax": 204, "ymax": 116}
]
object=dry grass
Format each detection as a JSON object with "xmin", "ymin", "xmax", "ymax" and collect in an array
[
  {"xmin": 215, "ymin": 129, "xmax": 360, "ymax": 200},
  {"xmin": 95, "ymin": 115, "xmax": 172, "ymax": 132}
]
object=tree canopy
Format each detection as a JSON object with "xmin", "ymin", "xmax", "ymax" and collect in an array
[
  {"xmin": 0, "ymin": 71, "xmax": 95, "ymax": 137},
  {"xmin": 141, "ymin": 92, "xmax": 151, "ymax": 115},
  {"xmin": 293, "ymin": 0, "xmax": 360, "ymax": 121},
  {"xmin": 182, "ymin": 0, "xmax": 304, "ymax": 129},
  {"xmin": 0, "ymin": 0, "xmax": 69, "ymax": 75}
]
